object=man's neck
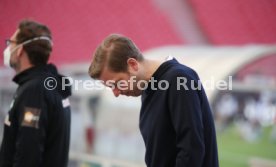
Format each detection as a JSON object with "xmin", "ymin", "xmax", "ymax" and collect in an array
[
  {"xmin": 15, "ymin": 63, "xmax": 33, "ymax": 75},
  {"xmin": 143, "ymin": 59, "xmax": 164, "ymax": 81}
]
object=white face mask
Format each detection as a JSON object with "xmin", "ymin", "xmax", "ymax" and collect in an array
[
  {"xmin": 3, "ymin": 46, "xmax": 12, "ymax": 67},
  {"xmin": 3, "ymin": 44, "xmax": 21, "ymax": 67}
]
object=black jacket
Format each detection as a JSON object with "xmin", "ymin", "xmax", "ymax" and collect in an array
[
  {"xmin": 0, "ymin": 64, "xmax": 71, "ymax": 167},
  {"xmin": 140, "ymin": 59, "xmax": 219, "ymax": 167}
]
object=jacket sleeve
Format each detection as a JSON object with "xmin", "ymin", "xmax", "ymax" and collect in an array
[
  {"xmin": 168, "ymin": 73, "xmax": 205, "ymax": 167},
  {"xmin": 13, "ymin": 86, "xmax": 48, "ymax": 167}
]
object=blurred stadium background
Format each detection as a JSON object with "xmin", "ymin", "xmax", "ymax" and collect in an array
[{"xmin": 1, "ymin": 0, "xmax": 276, "ymax": 167}]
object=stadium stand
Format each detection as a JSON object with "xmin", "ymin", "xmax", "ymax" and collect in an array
[
  {"xmin": 189, "ymin": 0, "xmax": 276, "ymax": 44},
  {"xmin": 0, "ymin": 0, "xmax": 183, "ymax": 65}
]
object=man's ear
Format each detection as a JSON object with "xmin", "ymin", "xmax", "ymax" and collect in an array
[
  {"xmin": 15, "ymin": 46, "xmax": 24, "ymax": 58},
  {"xmin": 127, "ymin": 58, "xmax": 139, "ymax": 72}
]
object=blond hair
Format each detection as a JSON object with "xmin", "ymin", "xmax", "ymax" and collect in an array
[{"xmin": 88, "ymin": 34, "xmax": 143, "ymax": 79}]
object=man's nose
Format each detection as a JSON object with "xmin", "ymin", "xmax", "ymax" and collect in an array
[{"xmin": 112, "ymin": 88, "xmax": 121, "ymax": 97}]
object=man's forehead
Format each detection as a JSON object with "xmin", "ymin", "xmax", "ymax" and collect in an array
[
  {"xmin": 100, "ymin": 66, "xmax": 116, "ymax": 81},
  {"xmin": 100, "ymin": 66, "xmax": 126, "ymax": 82}
]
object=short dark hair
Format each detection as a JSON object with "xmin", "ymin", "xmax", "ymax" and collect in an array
[
  {"xmin": 89, "ymin": 34, "xmax": 143, "ymax": 79},
  {"xmin": 16, "ymin": 20, "xmax": 52, "ymax": 66}
]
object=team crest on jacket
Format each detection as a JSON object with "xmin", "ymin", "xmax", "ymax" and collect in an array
[{"xmin": 21, "ymin": 107, "xmax": 41, "ymax": 129}]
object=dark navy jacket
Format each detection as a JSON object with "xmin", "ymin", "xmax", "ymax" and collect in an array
[
  {"xmin": 140, "ymin": 59, "xmax": 219, "ymax": 167},
  {"xmin": 0, "ymin": 64, "xmax": 71, "ymax": 167}
]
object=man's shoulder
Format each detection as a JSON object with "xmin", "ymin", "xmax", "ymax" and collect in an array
[
  {"xmin": 17, "ymin": 73, "xmax": 52, "ymax": 98},
  {"xmin": 165, "ymin": 62, "xmax": 199, "ymax": 81}
]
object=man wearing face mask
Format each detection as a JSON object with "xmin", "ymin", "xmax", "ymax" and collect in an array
[{"xmin": 0, "ymin": 20, "xmax": 71, "ymax": 167}]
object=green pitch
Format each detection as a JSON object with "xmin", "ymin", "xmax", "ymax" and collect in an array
[{"xmin": 217, "ymin": 125, "xmax": 276, "ymax": 167}]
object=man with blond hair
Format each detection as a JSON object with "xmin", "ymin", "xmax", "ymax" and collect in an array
[{"xmin": 89, "ymin": 34, "xmax": 219, "ymax": 167}]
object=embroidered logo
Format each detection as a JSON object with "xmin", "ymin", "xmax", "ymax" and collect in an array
[{"xmin": 21, "ymin": 107, "xmax": 41, "ymax": 129}]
